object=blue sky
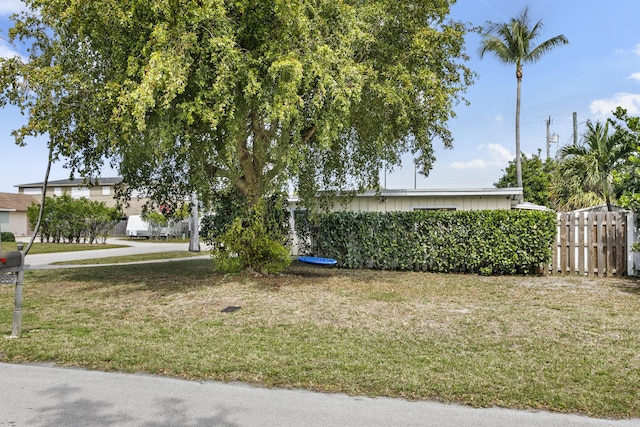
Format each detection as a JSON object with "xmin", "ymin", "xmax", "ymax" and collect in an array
[{"xmin": 1, "ymin": 0, "xmax": 640, "ymax": 193}]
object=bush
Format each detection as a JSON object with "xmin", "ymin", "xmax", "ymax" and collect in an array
[
  {"xmin": 201, "ymin": 188, "xmax": 290, "ymax": 247},
  {"xmin": 0, "ymin": 231, "xmax": 16, "ymax": 243},
  {"xmin": 212, "ymin": 200, "xmax": 291, "ymax": 275},
  {"xmin": 296, "ymin": 210, "xmax": 557, "ymax": 275},
  {"xmin": 27, "ymin": 194, "xmax": 121, "ymax": 243}
]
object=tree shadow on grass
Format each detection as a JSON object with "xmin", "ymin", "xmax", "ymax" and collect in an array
[
  {"xmin": 32, "ymin": 260, "xmax": 218, "ymax": 295},
  {"xmin": 29, "ymin": 258, "xmax": 398, "ymax": 296}
]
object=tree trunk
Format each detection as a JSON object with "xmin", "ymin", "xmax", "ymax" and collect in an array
[
  {"xmin": 604, "ymin": 180, "xmax": 613, "ymax": 212},
  {"xmin": 515, "ymin": 71, "xmax": 523, "ymax": 188}
]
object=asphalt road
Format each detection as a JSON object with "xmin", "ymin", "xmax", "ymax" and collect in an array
[{"xmin": 1, "ymin": 363, "xmax": 638, "ymax": 427}]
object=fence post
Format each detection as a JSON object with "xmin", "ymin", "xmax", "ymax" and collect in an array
[
  {"xmin": 551, "ymin": 212, "xmax": 560, "ymax": 275},
  {"xmin": 578, "ymin": 212, "xmax": 586, "ymax": 275},
  {"xmin": 628, "ymin": 212, "xmax": 637, "ymax": 276}
]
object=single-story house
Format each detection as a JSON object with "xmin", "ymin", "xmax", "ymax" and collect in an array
[
  {"xmin": 0, "ymin": 193, "xmax": 40, "ymax": 237},
  {"xmin": 16, "ymin": 177, "xmax": 147, "ymax": 216},
  {"xmin": 288, "ymin": 187, "xmax": 525, "ymax": 254},
  {"xmin": 289, "ymin": 187, "xmax": 524, "ymax": 213}
]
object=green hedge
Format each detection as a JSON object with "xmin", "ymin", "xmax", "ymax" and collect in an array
[
  {"xmin": 296, "ymin": 210, "xmax": 557, "ymax": 275},
  {"xmin": 27, "ymin": 194, "xmax": 121, "ymax": 244},
  {"xmin": 0, "ymin": 231, "xmax": 16, "ymax": 243}
]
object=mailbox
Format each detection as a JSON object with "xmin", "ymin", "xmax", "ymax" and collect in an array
[{"xmin": 0, "ymin": 251, "xmax": 22, "ymax": 270}]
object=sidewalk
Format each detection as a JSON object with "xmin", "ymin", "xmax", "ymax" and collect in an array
[{"xmin": 1, "ymin": 363, "xmax": 637, "ymax": 427}]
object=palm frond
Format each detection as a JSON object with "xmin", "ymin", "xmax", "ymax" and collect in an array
[
  {"xmin": 480, "ymin": 6, "xmax": 568, "ymax": 68},
  {"xmin": 526, "ymin": 34, "xmax": 569, "ymax": 63},
  {"xmin": 555, "ymin": 119, "xmax": 634, "ymax": 210}
]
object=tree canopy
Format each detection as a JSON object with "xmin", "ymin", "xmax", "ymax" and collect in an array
[
  {"xmin": 0, "ymin": 0, "xmax": 474, "ymax": 212},
  {"xmin": 494, "ymin": 150, "xmax": 555, "ymax": 208},
  {"xmin": 610, "ymin": 108, "xmax": 640, "ymax": 211}
]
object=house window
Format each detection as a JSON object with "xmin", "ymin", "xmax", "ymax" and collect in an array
[
  {"xmin": 0, "ymin": 211, "xmax": 9, "ymax": 226},
  {"xmin": 71, "ymin": 187, "xmax": 91, "ymax": 199},
  {"xmin": 130, "ymin": 189, "xmax": 146, "ymax": 198},
  {"xmin": 102, "ymin": 186, "xmax": 111, "ymax": 196},
  {"xmin": 412, "ymin": 206, "xmax": 457, "ymax": 211},
  {"xmin": 54, "ymin": 187, "xmax": 62, "ymax": 196},
  {"xmin": 23, "ymin": 188, "xmax": 42, "ymax": 195}
]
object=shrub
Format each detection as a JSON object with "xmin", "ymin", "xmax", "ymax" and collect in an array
[
  {"xmin": 201, "ymin": 188, "xmax": 290, "ymax": 247},
  {"xmin": 212, "ymin": 199, "xmax": 291, "ymax": 275},
  {"xmin": 296, "ymin": 210, "xmax": 557, "ymax": 275},
  {"xmin": 0, "ymin": 231, "xmax": 16, "ymax": 243},
  {"xmin": 27, "ymin": 194, "xmax": 121, "ymax": 243}
]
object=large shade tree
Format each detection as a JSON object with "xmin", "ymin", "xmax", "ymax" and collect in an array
[
  {"xmin": 479, "ymin": 6, "xmax": 568, "ymax": 188},
  {"xmin": 0, "ymin": 0, "xmax": 474, "ymax": 211}
]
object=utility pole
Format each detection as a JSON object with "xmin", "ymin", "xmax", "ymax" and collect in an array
[
  {"xmin": 546, "ymin": 115, "xmax": 559, "ymax": 159},
  {"xmin": 546, "ymin": 116, "xmax": 551, "ymax": 159},
  {"xmin": 573, "ymin": 112, "xmax": 578, "ymax": 145}
]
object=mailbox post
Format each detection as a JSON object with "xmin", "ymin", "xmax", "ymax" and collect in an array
[{"xmin": 1, "ymin": 243, "xmax": 25, "ymax": 338}]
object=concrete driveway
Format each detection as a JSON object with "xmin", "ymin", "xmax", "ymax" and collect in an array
[{"xmin": 20, "ymin": 238, "xmax": 209, "ymax": 269}]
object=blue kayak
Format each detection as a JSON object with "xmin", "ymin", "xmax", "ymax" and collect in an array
[{"xmin": 297, "ymin": 256, "xmax": 337, "ymax": 266}]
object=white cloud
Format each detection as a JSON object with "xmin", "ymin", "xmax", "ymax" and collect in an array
[
  {"xmin": 629, "ymin": 72, "xmax": 640, "ymax": 82},
  {"xmin": 635, "ymin": 44, "xmax": 640, "ymax": 56},
  {"xmin": 450, "ymin": 143, "xmax": 513, "ymax": 170},
  {"xmin": 0, "ymin": 41, "xmax": 25, "ymax": 61},
  {"xmin": 495, "ymin": 114, "xmax": 504, "ymax": 122},
  {"xmin": 0, "ymin": 0, "xmax": 27, "ymax": 15},
  {"xmin": 589, "ymin": 93, "xmax": 640, "ymax": 118},
  {"xmin": 451, "ymin": 159, "xmax": 487, "ymax": 170}
]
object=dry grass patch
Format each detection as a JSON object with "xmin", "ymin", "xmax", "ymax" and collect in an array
[{"xmin": 1, "ymin": 260, "xmax": 639, "ymax": 419}]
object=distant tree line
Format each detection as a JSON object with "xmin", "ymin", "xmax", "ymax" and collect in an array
[{"xmin": 495, "ymin": 108, "xmax": 640, "ymax": 212}]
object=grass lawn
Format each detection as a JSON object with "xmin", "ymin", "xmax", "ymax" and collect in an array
[
  {"xmin": 51, "ymin": 251, "xmax": 206, "ymax": 265},
  {"xmin": 1, "ymin": 260, "xmax": 639, "ymax": 419},
  {"xmin": 0, "ymin": 241, "xmax": 127, "ymax": 254}
]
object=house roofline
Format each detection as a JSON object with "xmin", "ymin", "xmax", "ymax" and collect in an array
[
  {"xmin": 365, "ymin": 187, "xmax": 523, "ymax": 198},
  {"xmin": 15, "ymin": 177, "xmax": 123, "ymax": 188},
  {"xmin": 288, "ymin": 187, "xmax": 524, "ymax": 203}
]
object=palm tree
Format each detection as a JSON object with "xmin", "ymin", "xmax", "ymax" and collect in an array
[
  {"xmin": 556, "ymin": 120, "xmax": 632, "ymax": 211},
  {"xmin": 480, "ymin": 7, "xmax": 568, "ymax": 188}
]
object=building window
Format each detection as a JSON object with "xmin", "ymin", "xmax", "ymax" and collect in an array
[
  {"xmin": 54, "ymin": 187, "xmax": 62, "ymax": 196},
  {"xmin": 102, "ymin": 186, "xmax": 111, "ymax": 196},
  {"xmin": 0, "ymin": 211, "xmax": 9, "ymax": 226},
  {"xmin": 71, "ymin": 187, "xmax": 91, "ymax": 199},
  {"xmin": 412, "ymin": 206, "xmax": 457, "ymax": 211},
  {"xmin": 23, "ymin": 188, "xmax": 42, "ymax": 195}
]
